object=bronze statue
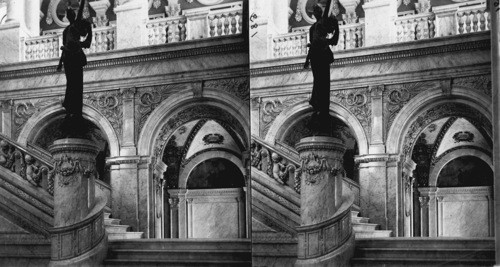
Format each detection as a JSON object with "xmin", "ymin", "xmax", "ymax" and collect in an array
[
  {"xmin": 57, "ymin": 0, "xmax": 92, "ymax": 118},
  {"xmin": 304, "ymin": 0, "xmax": 339, "ymax": 133}
]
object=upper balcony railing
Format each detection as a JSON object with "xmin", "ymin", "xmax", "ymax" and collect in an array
[
  {"xmin": 270, "ymin": 0, "xmax": 488, "ymax": 59},
  {"xmin": 18, "ymin": 1, "xmax": 242, "ymax": 62}
]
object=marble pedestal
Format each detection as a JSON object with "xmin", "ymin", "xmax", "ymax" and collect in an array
[
  {"xmin": 48, "ymin": 138, "xmax": 107, "ymax": 266},
  {"xmin": 295, "ymin": 136, "xmax": 352, "ymax": 266}
]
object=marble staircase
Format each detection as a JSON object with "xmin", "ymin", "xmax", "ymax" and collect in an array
[
  {"xmin": 104, "ymin": 239, "xmax": 252, "ymax": 266},
  {"xmin": 351, "ymin": 238, "xmax": 495, "ymax": 266},
  {"xmin": 351, "ymin": 210, "xmax": 392, "ymax": 238},
  {"xmin": 104, "ymin": 212, "xmax": 144, "ymax": 240}
]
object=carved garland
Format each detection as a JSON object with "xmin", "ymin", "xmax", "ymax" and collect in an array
[
  {"xmin": 298, "ymin": 153, "xmax": 343, "ymax": 186},
  {"xmin": 452, "ymin": 75, "xmax": 491, "ymax": 97},
  {"xmin": 203, "ymin": 77, "xmax": 249, "ymax": 102},
  {"xmin": 53, "ymin": 155, "xmax": 95, "ymax": 187}
]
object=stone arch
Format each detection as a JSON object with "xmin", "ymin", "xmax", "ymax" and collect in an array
[
  {"xmin": 137, "ymin": 89, "xmax": 250, "ymax": 158},
  {"xmin": 178, "ymin": 150, "xmax": 245, "ymax": 189},
  {"xmin": 428, "ymin": 148, "xmax": 492, "ymax": 187},
  {"xmin": 264, "ymin": 101, "xmax": 369, "ymax": 155},
  {"xmin": 386, "ymin": 89, "xmax": 491, "ymax": 156},
  {"xmin": 17, "ymin": 103, "xmax": 120, "ymax": 157}
]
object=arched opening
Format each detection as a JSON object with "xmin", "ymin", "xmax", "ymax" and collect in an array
[
  {"xmin": 163, "ymin": 118, "xmax": 247, "ymax": 239},
  {"xmin": 410, "ymin": 115, "xmax": 493, "ymax": 237}
]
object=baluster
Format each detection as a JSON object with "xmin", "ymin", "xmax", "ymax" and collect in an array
[
  {"xmin": 238, "ymin": 12, "xmax": 242, "ymax": 33},
  {"xmin": 296, "ymin": 35, "xmax": 302, "ymax": 56},
  {"xmin": 174, "ymin": 21, "xmax": 181, "ymax": 42},
  {"xmin": 465, "ymin": 11, "xmax": 472, "ymax": 33},
  {"xmin": 359, "ymin": 27, "xmax": 364, "ymax": 47},
  {"xmin": 216, "ymin": 15, "xmax": 223, "ymax": 36},
  {"xmin": 180, "ymin": 19, "xmax": 187, "ymax": 41},
  {"xmin": 486, "ymin": 11, "xmax": 490, "ymax": 30},
  {"xmin": 230, "ymin": 12, "xmax": 237, "ymax": 34},
  {"xmin": 24, "ymin": 42, "xmax": 30, "ymax": 61},
  {"xmin": 159, "ymin": 21, "xmax": 167, "ymax": 43},
  {"xmin": 147, "ymin": 24, "xmax": 154, "ymax": 45},
  {"xmin": 208, "ymin": 15, "xmax": 216, "ymax": 37},
  {"xmin": 301, "ymin": 35, "xmax": 307, "ymax": 55},
  {"xmin": 354, "ymin": 26, "xmax": 360, "ymax": 48},
  {"xmin": 429, "ymin": 15, "xmax": 435, "ymax": 38},
  {"xmin": 457, "ymin": 11, "xmax": 464, "ymax": 34},
  {"xmin": 101, "ymin": 31, "xmax": 106, "ymax": 51},
  {"xmin": 407, "ymin": 20, "xmax": 415, "ymax": 41},
  {"xmin": 396, "ymin": 21, "xmax": 402, "ymax": 42},
  {"xmin": 223, "ymin": 14, "xmax": 230, "ymax": 35},
  {"xmin": 422, "ymin": 17, "xmax": 429, "ymax": 39},
  {"xmin": 338, "ymin": 28, "xmax": 345, "ymax": 50},
  {"xmin": 472, "ymin": 10, "xmax": 478, "ymax": 32},
  {"xmin": 344, "ymin": 28, "xmax": 351, "ymax": 49},
  {"xmin": 107, "ymin": 30, "xmax": 113, "ymax": 50},
  {"xmin": 478, "ymin": 10, "xmax": 485, "ymax": 31},
  {"xmin": 166, "ymin": 21, "xmax": 173, "ymax": 43}
]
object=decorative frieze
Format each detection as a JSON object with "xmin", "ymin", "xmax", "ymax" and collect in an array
[
  {"xmin": 83, "ymin": 91, "xmax": 123, "ymax": 138},
  {"xmin": 203, "ymin": 77, "xmax": 249, "ymax": 102},
  {"xmin": 452, "ymin": 75, "xmax": 491, "ymax": 97},
  {"xmin": 260, "ymin": 95, "xmax": 309, "ymax": 137},
  {"xmin": 332, "ymin": 88, "xmax": 371, "ymax": 137}
]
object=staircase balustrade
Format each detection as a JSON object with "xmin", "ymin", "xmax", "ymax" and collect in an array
[
  {"xmin": 0, "ymin": 134, "xmax": 55, "ymax": 195},
  {"xmin": 206, "ymin": 2, "xmax": 243, "ymax": 38},
  {"xmin": 146, "ymin": 16, "xmax": 187, "ymax": 45},
  {"xmin": 456, "ymin": 0, "xmax": 489, "ymax": 34}
]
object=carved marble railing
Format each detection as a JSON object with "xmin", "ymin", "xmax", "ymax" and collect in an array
[
  {"xmin": 335, "ymin": 23, "xmax": 365, "ymax": 51},
  {"xmin": 206, "ymin": 2, "xmax": 243, "ymax": 38},
  {"xmin": 49, "ymin": 198, "xmax": 106, "ymax": 262},
  {"xmin": 456, "ymin": 1, "xmax": 490, "ymax": 35},
  {"xmin": 22, "ymin": 34, "xmax": 61, "ymax": 61},
  {"xmin": 22, "ymin": 25, "xmax": 117, "ymax": 62},
  {"xmin": 272, "ymin": 31, "xmax": 308, "ymax": 58},
  {"xmin": 84, "ymin": 25, "xmax": 117, "ymax": 54},
  {"xmin": 251, "ymin": 135, "xmax": 360, "ymax": 208},
  {"xmin": 0, "ymin": 134, "xmax": 54, "ymax": 195},
  {"xmin": 272, "ymin": 23, "xmax": 365, "ymax": 59},
  {"xmin": 395, "ymin": 13, "xmax": 436, "ymax": 42},
  {"xmin": 146, "ymin": 16, "xmax": 187, "ymax": 45},
  {"xmin": 296, "ymin": 194, "xmax": 354, "ymax": 261}
]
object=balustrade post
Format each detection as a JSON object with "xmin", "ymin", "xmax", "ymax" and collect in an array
[
  {"xmin": 114, "ymin": 1, "xmax": 148, "ymax": 49},
  {"xmin": 295, "ymin": 136, "xmax": 354, "ymax": 266},
  {"xmin": 48, "ymin": 138, "xmax": 107, "ymax": 266},
  {"xmin": 363, "ymin": 0, "xmax": 397, "ymax": 46}
]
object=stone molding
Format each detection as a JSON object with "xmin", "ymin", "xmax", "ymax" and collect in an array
[
  {"xmin": 354, "ymin": 154, "xmax": 400, "ymax": 164},
  {"xmin": 0, "ymin": 40, "xmax": 247, "ymax": 80},
  {"xmin": 106, "ymin": 156, "xmax": 151, "ymax": 166},
  {"xmin": 250, "ymin": 39, "xmax": 490, "ymax": 77}
]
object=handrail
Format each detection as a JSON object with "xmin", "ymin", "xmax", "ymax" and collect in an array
[{"xmin": 49, "ymin": 196, "xmax": 107, "ymax": 261}]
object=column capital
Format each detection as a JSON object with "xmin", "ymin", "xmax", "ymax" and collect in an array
[
  {"xmin": 0, "ymin": 99, "xmax": 13, "ymax": 112},
  {"xmin": 368, "ymin": 84, "xmax": 385, "ymax": 97},
  {"xmin": 419, "ymin": 196, "xmax": 430, "ymax": 207},
  {"xmin": 120, "ymin": 87, "xmax": 137, "ymax": 100},
  {"xmin": 168, "ymin": 198, "xmax": 179, "ymax": 208}
]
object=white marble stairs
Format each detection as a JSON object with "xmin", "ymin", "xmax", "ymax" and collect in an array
[
  {"xmin": 104, "ymin": 212, "xmax": 143, "ymax": 240},
  {"xmin": 104, "ymin": 239, "xmax": 252, "ymax": 266},
  {"xmin": 351, "ymin": 237, "xmax": 495, "ymax": 266},
  {"xmin": 351, "ymin": 210, "xmax": 392, "ymax": 238}
]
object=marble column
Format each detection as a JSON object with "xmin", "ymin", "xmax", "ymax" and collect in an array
[
  {"xmin": 419, "ymin": 187, "xmax": 438, "ymax": 237},
  {"xmin": 357, "ymin": 155, "xmax": 397, "ymax": 232},
  {"xmin": 0, "ymin": 0, "xmax": 27, "ymax": 64},
  {"xmin": 296, "ymin": 137, "xmax": 345, "ymax": 226},
  {"xmin": 0, "ymin": 100, "xmax": 13, "ymax": 138},
  {"xmin": 107, "ymin": 157, "xmax": 141, "ymax": 233},
  {"xmin": 114, "ymin": 0, "xmax": 148, "ymax": 49},
  {"xmin": 5, "ymin": 0, "xmax": 23, "ymax": 23},
  {"xmin": 369, "ymin": 85, "xmax": 385, "ymax": 154},
  {"xmin": 491, "ymin": 1, "xmax": 500, "ymax": 264},
  {"xmin": 120, "ymin": 88, "xmax": 137, "ymax": 156},
  {"xmin": 362, "ymin": 0, "xmax": 397, "ymax": 46},
  {"xmin": 272, "ymin": 0, "xmax": 289, "ymax": 34},
  {"xmin": 419, "ymin": 196, "xmax": 430, "ymax": 237},
  {"xmin": 168, "ymin": 198, "xmax": 179, "ymax": 238},
  {"xmin": 49, "ymin": 139, "xmax": 100, "ymax": 227},
  {"xmin": 154, "ymin": 161, "xmax": 167, "ymax": 238}
]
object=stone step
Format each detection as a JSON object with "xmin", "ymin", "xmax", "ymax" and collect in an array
[
  {"xmin": 104, "ymin": 259, "xmax": 251, "ymax": 267},
  {"xmin": 107, "ymin": 232, "xmax": 144, "ymax": 240},
  {"xmin": 355, "ymin": 238, "xmax": 495, "ymax": 249},
  {"xmin": 351, "ymin": 257, "xmax": 495, "ymax": 267},
  {"xmin": 107, "ymin": 249, "xmax": 251, "ymax": 261},
  {"xmin": 108, "ymin": 239, "xmax": 251, "ymax": 251},
  {"xmin": 351, "ymin": 216, "xmax": 370, "ymax": 224},
  {"xmin": 353, "ymin": 223, "xmax": 379, "ymax": 231},
  {"xmin": 355, "ymin": 230, "xmax": 392, "ymax": 238},
  {"xmin": 104, "ymin": 218, "xmax": 121, "ymax": 225},
  {"xmin": 354, "ymin": 247, "xmax": 495, "ymax": 260},
  {"xmin": 105, "ymin": 224, "xmax": 130, "ymax": 233}
]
